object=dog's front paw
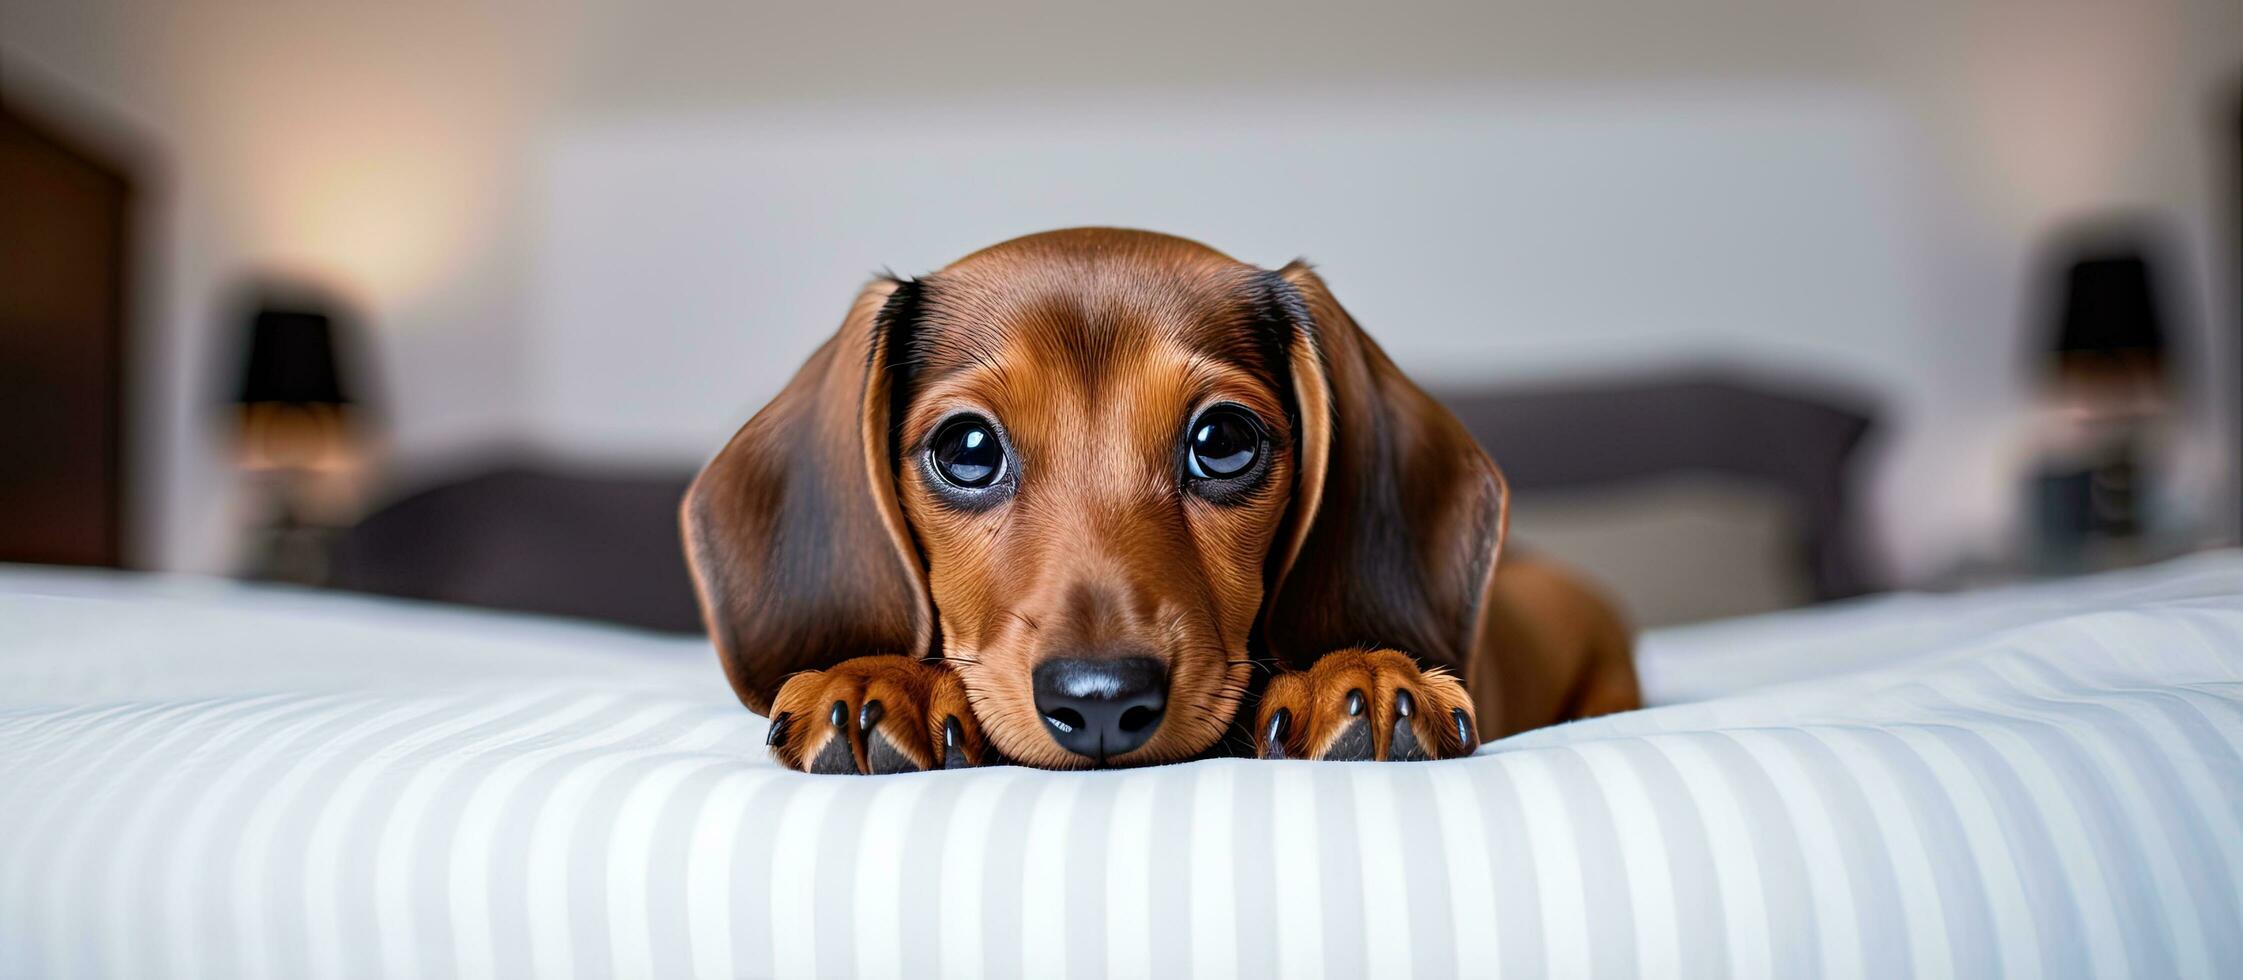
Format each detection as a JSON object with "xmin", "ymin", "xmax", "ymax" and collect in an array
[
  {"xmin": 1254, "ymin": 648, "xmax": 1480, "ymax": 761},
  {"xmin": 765, "ymin": 655, "xmax": 991, "ymax": 774}
]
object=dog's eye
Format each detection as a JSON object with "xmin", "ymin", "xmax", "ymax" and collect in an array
[
  {"xmin": 1186, "ymin": 407, "xmax": 1261, "ymax": 480},
  {"xmin": 931, "ymin": 417, "xmax": 1005, "ymax": 489}
]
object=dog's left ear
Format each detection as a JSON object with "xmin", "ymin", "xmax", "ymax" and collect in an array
[
  {"xmin": 681, "ymin": 278, "xmax": 933, "ymax": 715},
  {"xmin": 1262, "ymin": 262, "xmax": 1509, "ymax": 674}
]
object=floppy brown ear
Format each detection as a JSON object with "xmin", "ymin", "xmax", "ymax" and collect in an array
[
  {"xmin": 1263, "ymin": 262, "xmax": 1509, "ymax": 676},
  {"xmin": 681, "ymin": 278, "xmax": 933, "ymax": 715}
]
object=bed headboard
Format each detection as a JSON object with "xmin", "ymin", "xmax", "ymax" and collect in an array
[{"xmin": 1440, "ymin": 371, "xmax": 1878, "ymax": 625}]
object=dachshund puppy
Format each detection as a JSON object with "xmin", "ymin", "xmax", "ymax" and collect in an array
[{"xmin": 683, "ymin": 228, "xmax": 1639, "ymax": 772}]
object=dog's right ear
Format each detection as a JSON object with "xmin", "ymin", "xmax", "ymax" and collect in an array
[
  {"xmin": 681, "ymin": 278, "xmax": 933, "ymax": 715},
  {"xmin": 1261, "ymin": 263, "xmax": 1509, "ymax": 679}
]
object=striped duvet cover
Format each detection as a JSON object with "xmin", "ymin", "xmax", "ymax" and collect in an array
[{"xmin": 2, "ymin": 554, "xmax": 2240, "ymax": 978}]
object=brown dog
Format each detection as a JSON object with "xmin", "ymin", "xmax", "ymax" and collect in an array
[{"xmin": 683, "ymin": 228, "xmax": 1638, "ymax": 772}]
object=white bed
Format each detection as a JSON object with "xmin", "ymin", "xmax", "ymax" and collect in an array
[{"xmin": 3, "ymin": 554, "xmax": 2240, "ymax": 978}]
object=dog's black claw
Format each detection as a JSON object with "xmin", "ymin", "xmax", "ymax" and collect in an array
[
  {"xmin": 1453, "ymin": 707, "xmax": 1476, "ymax": 753},
  {"xmin": 1395, "ymin": 689, "xmax": 1415, "ymax": 717},
  {"xmin": 859, "ymin": 699, "xmax": 884, "ymax": 732},
  {"xmin": 1322, "ymin": 716, "xmax": 1374, "ymax": 761},
  {"xmin": 943, "ymin": 716, "xmax": 972, "ymax": 769},
  {"xmin": 1262, "ymin": 707, "xmax": 1291, "ymax": 760},
  {"xmin": 765, "ymin": 712, "xmax": 791, "ymax": 747},
  {"xmin": 1389, "ymin": 705, "xmax": 1428, "ymax": 762},
  {"xmin": 801, "ymin": 700, "xmax": 861, "ymax": 774},
  {"xmin": 1345, "ymin": 689, "xmax": 1366, "ymax": 716}
]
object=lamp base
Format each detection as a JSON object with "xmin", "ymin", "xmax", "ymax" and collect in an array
[{"xmin": 241, "ymin": 472, "xmax": 340, "ymax": 586}]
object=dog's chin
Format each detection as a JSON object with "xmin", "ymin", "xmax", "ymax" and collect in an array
[{"xmin": 983, "ymin": 718, "xmax": 1224, "ymax": 770}]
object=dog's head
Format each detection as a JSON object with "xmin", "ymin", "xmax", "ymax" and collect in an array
[{"xmin": 685, "ymin": 229, "xmax": 1506, "ymax": 768}]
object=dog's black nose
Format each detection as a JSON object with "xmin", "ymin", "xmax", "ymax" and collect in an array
[{"xmin": 1032, "ymin": 656, "xmax": 1167, "ymax": 762}]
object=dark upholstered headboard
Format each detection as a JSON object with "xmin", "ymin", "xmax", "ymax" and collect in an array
[
  {"xmin": 1438, "ymin": 370, "xmax": 1878, "ymax": 603},
  {"xmin": 329, "ymin": 371, "xmax": 1878, "ymax": 633},
  {"xmin": 329, "ymin": 465, "xmax": 701, "ymax": 632}
]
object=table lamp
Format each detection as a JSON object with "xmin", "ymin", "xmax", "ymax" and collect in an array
[
  {"xmin": 234, "ymin": 303, "xmax": 361, "ymax": 582},
  {"xmin": 2029, "ymin": 244, "xmax": 2173, "ymax": 572}
]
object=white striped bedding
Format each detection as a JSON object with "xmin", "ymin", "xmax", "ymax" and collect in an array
[{"xmin": 2, "ymin": 554, "xmax": 2240, "ymax": 979}]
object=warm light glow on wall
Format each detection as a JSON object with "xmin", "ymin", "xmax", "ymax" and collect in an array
[
  {"xmin": 167, "ymin": 0, "xmax": 552, "ymax": 318},
  {"xmin": 1962, "ymin": 0, "xmax": 2170, "ymax": 226},
  {"xmin": 242, "ymin": 114, "xmax": 495, "ymax": 311}
]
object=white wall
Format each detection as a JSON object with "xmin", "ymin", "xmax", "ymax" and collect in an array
[
  {"xmin": 529, "ymin": 91, "xmax": 1962, "ymax": 555},
  {"xmin": 532, "ymin": 91, "xmax": 1930, "ymax": 450},
  {"xmin": 2, "ymin": 0, "xmax": 2236, "ymax": 582}
]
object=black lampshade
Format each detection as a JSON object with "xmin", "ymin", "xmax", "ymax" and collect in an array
[
  {"xmin": 2050, "ymin": 252, "xmax": 2167, "ymax": 360},
  {"xmin": 236, "ymin": 308, "xmax": 351, "ymax": 406}
]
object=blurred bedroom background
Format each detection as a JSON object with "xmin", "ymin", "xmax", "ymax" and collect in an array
[{"xmin": 3, "ymin": 0, "xmax": 2239, "ymax": 632}]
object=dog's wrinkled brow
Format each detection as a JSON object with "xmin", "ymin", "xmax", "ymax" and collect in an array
[{"xmin": 894, "ymin": 269, "xmax": 1298, "ymax": 401}]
